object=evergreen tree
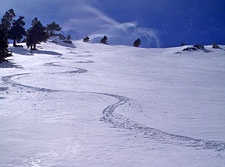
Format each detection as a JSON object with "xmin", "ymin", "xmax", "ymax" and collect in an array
[
  {"xmin": 1, "ymin": 9, "xmax": 16, "ymax": 31},
  {"xmin": 46, "ymin": 21, "xmax": 62, "ymax": 36},
  {"xmin": 8, "ymin": 16, "xmax": 26, "ymax": 47},
  {"xmin": 212, "ymin": 43, "xmax": 220, "ymax": 49},
  {"xmin": 83, "ymin": 36, "xmax": 90, "ymax": 43},
  {"xmin": 100, "ymin": 36, "xmax": 108, "ymax": 44},
  {"xmin": 133, "ymin": 38, "xmax": 141, "ymax": 47},
  {"xmin": 26, "ymin": 18, "xmax": 48, "ymax": 50},
  {"xmin": 0, "ymin": 25, "xmax": 12, "ymax": 62},
  {"xmin": 67, "ymin": 35, "xmax": 71, "ymax": 40}
]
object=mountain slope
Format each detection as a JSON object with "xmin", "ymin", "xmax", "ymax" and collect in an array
[{"xmin": 0, "ymin": 41, "xmax": 225, "ymax": 167}]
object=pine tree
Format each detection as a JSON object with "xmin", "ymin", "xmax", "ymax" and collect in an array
[
  {"xmin": 100, "ymin": 36, "xmax": 108, "ymax": 44},
  {"xmin": 83, "ymin": 36, "xmax": 90, "ymax": 43},
  {"xmin": 67, "ymin": 35, "xmax": 71, "ymax": 40},
  {"xmin": 0, "ymin": 25, "xmax": 12, "ymax": 62},
  {"xmin": 26, "ymin": 18, "xmax": 48, "ymax": 50},
  {"xmin": 1, "ymin": 9, "xmax": 16, "ymax": 31},
  {"xmin": 8, "ymin": 16, "xmax": 26, "ymax": 47},
  {"xmin": 46, "ymin": 21, "xmax": 62, "ymax": 36},
  {"xmin": 133, "ymin": 38, "xmax": 141, "ymax": 47}
]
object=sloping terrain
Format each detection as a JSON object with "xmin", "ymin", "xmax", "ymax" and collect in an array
[{"xmin": 0, "ymin": 41, "xmax": 225, "ymax": 167}]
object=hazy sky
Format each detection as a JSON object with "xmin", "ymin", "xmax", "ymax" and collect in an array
[{"xmin": 0, "ymin": 0, "xmax": 224, "ymax": 47}]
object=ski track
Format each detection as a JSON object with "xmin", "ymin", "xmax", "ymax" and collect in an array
[
  {"xmin": 51, "ymin": 67, "xmax": 88, "ymax": 74},
  {"xmin": 75, "ymin": 60, "xmax": 94, "ymax": 64},
  {"xmin": 1, "ymin": 73, "xmax": 225, "ymax": 152},
  {"xmin": 55, "ymin": 54, "xmax": 73, "ymax": 60},
  {"xmin": 43, "ymin": 61, "xmax": 88, "ymax": 74},
  {"xmin": 44, "ymin": 62, "xmax": 63, "ymax": 67},
  {"xmin": 74, "ymin": 54, "xmax": 93, "ymax": 58},
  {"xmin": 62, "ymin": 68, "xmax": 88, "ymax": 74}
]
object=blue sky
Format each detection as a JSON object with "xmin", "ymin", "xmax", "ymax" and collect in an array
[{"xmin": 0, "ymin": 0, "xmax": 224, "ymax": 47}]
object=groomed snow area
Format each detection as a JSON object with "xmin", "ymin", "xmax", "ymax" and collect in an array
[{"xmin": 0, "ymin": 40, "xmax": 225, "ymax": 167}]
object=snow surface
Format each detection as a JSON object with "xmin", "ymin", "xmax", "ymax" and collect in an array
[{"xmin": 0, "ymin": 40, "xmax": 225, "ymax": 167}]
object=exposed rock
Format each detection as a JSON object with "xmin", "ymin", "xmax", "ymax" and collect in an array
[
  {"xmin": 183, "ymin": 44, "xmax": 210, "ymax": 53},
  {"xmin": 194, "ymin": 44, "xmax": 205, "ymax": 50},
  {"xmin": 63, "ymin": 40, "xmax": 73, "ymax": 44},
  {"xmin": 212, "ymin": 43, "xmax": 220, "ymax": 49},
  {"xmin": 183, "ymin": 47, "xmax": 197, "ymax": 52}
]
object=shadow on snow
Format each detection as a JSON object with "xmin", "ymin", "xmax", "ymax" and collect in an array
[
  {"xmin": 0, "ymin": 61, "xmax": 23, "ymax": 69},
  {"xmin": 10, "ymin": 47, "xmax": 62, "ymax": 56}
]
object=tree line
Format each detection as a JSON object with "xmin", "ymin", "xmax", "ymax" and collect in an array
[
  {"xmin": 83, "ymin": 35, "xmax": 141, "ymax": 47},
  {"xmin": 0, "ymin": 9, "xmax": 142, "ymax": 63},
  {"xmin": 0, "ymin": 9, "xmax": 64, "ymax": 62}
]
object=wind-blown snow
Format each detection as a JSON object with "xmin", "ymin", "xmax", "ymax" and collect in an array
[{"xmin": 0, "ymin": 40, "xmax": 225, "ymax": 167}]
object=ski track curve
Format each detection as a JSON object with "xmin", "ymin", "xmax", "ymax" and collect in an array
[
  {"xmin": 1, "ymin": 73, "xmax": 225, "ymax": 152},
  {"xmin": 62, "ymin": 68, "xmax": 88, "ymax": 74},
  {"xmin": 50, "ymin": 67, "xmax": 88, "ymax": 74},
  {"xmin": 75, "ymin": 54, "xmax": 93, "ymax": 58},
  {"xmin": 75, "ymin": 60, "xmax": 94, "ymax": 64},
  {"xmin": 44, "ymin": 62, "xmax": 63, "ymax": 67},
  {"xmin": 43, "ymin": 61, "xmax": 88, "ymax": 74}
]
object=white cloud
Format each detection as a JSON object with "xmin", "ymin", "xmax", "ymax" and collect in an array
[
  {"xmin": 1, "ymin": 0, "xmax": 160, "ymax": 47},
  {"xmin": 63, "ymin": 4, "xmax": 160, "ymax": 47}
]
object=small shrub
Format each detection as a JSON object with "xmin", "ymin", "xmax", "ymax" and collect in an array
[
  {"xmin": 212, "ymin": 43, "xmax": 220, "ymax": 49},
  {"xmin": 83, "ymin": 36, "xmax": 90, "ymax": 43},
  {"xmin": 133, "ymin": 38, "xmax": 141, "ymax": 47},
  {"xmin": 100, "ymin": 36, "xmax": 108, "ymax": 44}
]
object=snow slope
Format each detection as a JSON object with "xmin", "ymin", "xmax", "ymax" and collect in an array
[{"xmin": 0, "ymin": 40, "xmax": 225, "ymax": 167}]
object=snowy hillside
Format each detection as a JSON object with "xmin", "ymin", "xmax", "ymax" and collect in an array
[{"xmin": 0, "ymin": 40, "xmax": 225, "ymax": 167}]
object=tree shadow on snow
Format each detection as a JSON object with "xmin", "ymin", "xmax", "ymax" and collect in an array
[
  {"xmin": 10, "ymin": 47, "xmax": 33, "ymax": 56},
  {"xmin": 33, "ymin": 49, "xmax": 63, "ymax": 56},
  {"xmin": 0, "ymin": 86, "xmax": 8, "ymax": 100},
  {"xmin": 10, "ymin": 47, "xmax": 62, "ymax": 56},
  {"xmin": 0, "ymin": 87, "xmax": 8, "ymax": 91},
  {"xmin": 0, "ymin": 61, "xmax": 23, "ymax": 69},
  {"xmin": 49, "ymin": 40, "xmax": 76, "ymax": 49}
]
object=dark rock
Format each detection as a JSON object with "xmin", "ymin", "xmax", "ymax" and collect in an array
[
  {"xmin": 194, "ymin": 44, "xmax": 205, "ymax": 50},
  {"xmin": 183, "ymin": 47, "xmax": 197, "ymax": 52},
  {"xmin": 63, "ymin": 40, "xmax": 73, "ymax": 44},
  {"xmin": 183, "ymin": 44, "xmax": 211, "ymax": 53},
  {"xmin": 212, "ymin": 43, "xmax": 220, "ymax": 49}
]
